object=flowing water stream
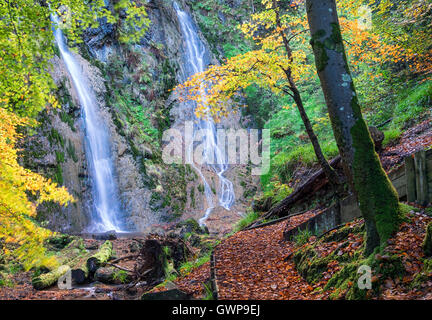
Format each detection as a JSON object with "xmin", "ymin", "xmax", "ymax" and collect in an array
[
  {"xmin": 173, "ymin": 3, "xmax": 235, "ymax": 225},
  {"xmin": 52, "ymin": 16, "xmax": 124, "ymax": 232}
]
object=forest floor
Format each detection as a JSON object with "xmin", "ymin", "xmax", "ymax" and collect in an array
[
  {"xmin": 175, "ymin": 210, "xmax": 432, "ymax": 300},
  {"xmin": 170, "ymin": 119, "xmax": 432, "ymax": 300},
  {"xmin": 1, "ymin": 120, "xmax": 431, "ymax": 300},
  {"xmin": 0, "ymin": 238, "xmax": 150, "ymax": 300}
]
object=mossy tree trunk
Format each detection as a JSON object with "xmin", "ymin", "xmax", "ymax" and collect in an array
[
  {"xmin": 305, "ymin": 0, "xmax": 400, "ymax": 254},
  {"xmin": 87, "ymin": 240, "xmax": 113, "ymax": 274},
  {"xmin": 32, "ymin": 265, "xmax": 71, "ymax": 290}
]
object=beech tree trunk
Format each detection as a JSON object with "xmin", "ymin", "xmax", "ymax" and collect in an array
[{"xmin": 305, "ymin": 0, "xmax": 400, "ymax": 254}]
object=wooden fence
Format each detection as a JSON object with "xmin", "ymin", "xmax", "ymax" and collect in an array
[{"xmin": 284, "ymin": 148, "xmax": 432, "ymax": 240}]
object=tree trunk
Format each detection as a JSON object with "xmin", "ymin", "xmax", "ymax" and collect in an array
[
  {"xmin": 290, "ymin": 86, "xmax": 341, "ymax": 187},
  {"xmin": 305, "ymin": 0, "xmax": 400, "ymax": 254},
  {"xmin": 87, "ymin": 240, "xmax": 113, "ymax": 274},
  {"xmin": 71, "ymin": 255, "xmax": 90, "ymax": 284},
  {"xmin": 273, "ymin": 0, "xmax": 341, "ymax": 188},
  {"xmin": 32, "ymin": 265, "xmax": 70, "ymax": 290}
]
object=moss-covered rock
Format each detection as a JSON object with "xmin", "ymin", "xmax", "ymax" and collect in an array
[{"xmin": 422, "ymin": 222, "xmax": 432, "ymax": 257}]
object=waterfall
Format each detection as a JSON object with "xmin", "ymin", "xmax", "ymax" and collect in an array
[
  {"xmin": 52, "ymin": 16, "xmax": 124, "ymax": 233},
  {"xmin": 173, "ymin": 3, "xmax": 235, "ymax": 225}
]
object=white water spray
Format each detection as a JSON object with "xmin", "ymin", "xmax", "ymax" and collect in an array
[
  {"xmin": 52, "ymin": 16, "xmax": 124, "ymax": 232},
  {"xmin": 173, "ymin": 3, "xmax": 235, "ymax": 225}
]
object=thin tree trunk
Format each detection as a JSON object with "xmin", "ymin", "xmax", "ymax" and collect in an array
[
  {"xmin": 273, "ymin": 0, "xmax": 341, "ymax": 187},
  {"xmin": 305, "ymin": 0, "xmax": 400, "ymax": 254}
]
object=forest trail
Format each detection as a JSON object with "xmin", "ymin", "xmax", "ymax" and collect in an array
[
  {"xmin": 174, "ymin": 205, "xmax": 432, "ymax": 300},
  {"xmin": 172, "ymin": 119, "xmax": 432, "ymax": 300}
]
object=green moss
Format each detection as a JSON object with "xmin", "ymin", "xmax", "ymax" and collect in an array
[
  {"xmin": 235, "ymin": 211, "xmax": 260, "ymax": 232},
  {"xmin": 112, "ymin": 270, "xmax": 131, "ymax": 284},
  {"xmin": 323, "ymin": 224, "xmax": 365, "ymax": 243},
  {"xmin": 412, "ymin": 258, "xmax": 432, "ymax": 288},
  {"xmin": 54, "ymin": 164, "xmax": 63, "ymax": 185},
  {"xmin": 48, "ymin": 129, "xmax": 64, "ymax": 148},
  {"xmin": 382, "ymin": 128, "xmax": 402, "ymax": 147},
  {"xmin": 310, "ymin": 24, "xmax": 345, "ymax": 72},
  {"xmin": 177, "ymin": 218, "xmax": 202, "ymax": 234},
  {"xmin": 66, "ymin": 140, "xmax": 78, "ymax": 163},
  {"xmin": 46, "ymin": 234, "xmax": 74, "ymax": 250},
  {"xmin": 55, "ymin": 151, "xmax": 65, "ymax": 164},
  {"xmin": 423, "ymin": 222, "xmax": 432, "ymax": 257},
  {"xmin": 325, "ymin": 260, "xmax": 366, "ymax": 300},
  {"xmin": 310, "ymin": 39, "xmax": 329, "ymax": 72},
  {"xmin": 350, "ymin": 104, "xmax": 401, "ymax": 253},
  {"xmin": 294, "ymin": 246, "xmax": 334, "ymax": 284}
]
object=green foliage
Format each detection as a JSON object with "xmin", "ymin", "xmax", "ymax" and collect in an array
[
  {"xmin": 190, "ymin": 0, "xmax": 253, "ymax": 58},
  {"xmin": 0, "ymin": 0, "xmax": 149, "ymax": 119},
  {"xmin": 293, "ymin": 228, "xmax": 314, "ymax": 247},
  {"xmin": 55, "ymin": 151, "xmax": 65, "ymax": 164},
  {"xmin": 0, "ymin": 271, "xmax": 14, "ymax": 288},
  {"xmin": 202, "ymin": 281, "xmax": 214, "ymax": 300},
  {"xmin": 66, "ymin": 140, "xmax": 78, "ymax": 163},
  {"xmin": 112, "ymin": 269, "xmax": 130, "ymax": 284},
  {"xmin": 423, "ymin": 222, "xmax": 432, "ymax": 257},
  {"xmin": 179, "ymin": 253, "xmax": 211, "ymax": 276},
  {"xmin": 412, "ymin": 258, "xmax": 432, "ymax": 289},
  {"xmin": 112, "ymin": 89, "xmax": 159, "ymax": 145},
  {"xmin": 382, "ymin": 128, "xmax": 402, "ymax": 147},
  {"xmin": 393, "ymin": 81, "xmax": 432, "ymax": 127},
  {"xmin": 59, "ymin": 111, "xmax": 76, "ymax": 132},
  {"xmin": 235, "ymin": 211, "xmax": 260, "ymax": 232}
]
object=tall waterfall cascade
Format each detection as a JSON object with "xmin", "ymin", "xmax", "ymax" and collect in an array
[
  {"xmin": 52, "ymin": 16, "xmax": 124, "ymax": 233},
  {"xmin": 173, "ymin": 3, "xmax": 235, "ymax": 225}
]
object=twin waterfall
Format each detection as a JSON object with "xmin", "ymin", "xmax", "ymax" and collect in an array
[
  {"xmin": 52, "ymin": 17, "xmax": 124, "ymax": 233},
  {"xmin": 173, "ymin": 3, "xmax": 235, "ymax": 225},
  {"xmin": 52, "ymin": 2, "xmax": 235, "ymax": 231}
]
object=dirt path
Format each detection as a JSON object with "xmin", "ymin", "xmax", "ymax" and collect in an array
[{"xmin": 213, "ymin": 212, "xmax": 324, "ymax": 300}]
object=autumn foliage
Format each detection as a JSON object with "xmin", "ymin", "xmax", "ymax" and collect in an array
[
  {"xmin": 175, "ymin": 0, "xmax": 432, "ymax": 121},
  {"xmin": 0, "ymin": 108, "xmax": 74, "ymax": 270}
]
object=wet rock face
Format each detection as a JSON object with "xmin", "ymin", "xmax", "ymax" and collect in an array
[
  {"xmin": 82, "ymin": 17, "xmax": 116, "ymax": 62},
  {"xmin": 19, "ymin": 55, "xmax": 90, "ymax": 233},
  {"xmin": 24, "ymin": 0, "xmax": 253, "ymax": 235}
]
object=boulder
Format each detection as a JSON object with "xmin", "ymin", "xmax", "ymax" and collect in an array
[
  {"xmin": 423, "ymin": 222, "xmax": 432, "ymax": 257},
  {"xmin": 92, "ymin": 230, "xmax": 117, "ymax": 240}
]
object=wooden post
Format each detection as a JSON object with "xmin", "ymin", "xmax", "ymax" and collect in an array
[
  {"xmin": 414, "ymin": 150, "xmax": 429, "ymax": 206},
  {"xmin": 405, "ymin": 155, "xmax": 416, "ymax": 202}
]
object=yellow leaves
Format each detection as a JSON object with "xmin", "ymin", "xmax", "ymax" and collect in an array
[{"xmin": 0, "ymin": 107, "xmax": 74, "ymax": 270}]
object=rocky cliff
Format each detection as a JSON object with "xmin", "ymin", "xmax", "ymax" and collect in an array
[{"xmin": 21, "ymin": 0, "xmax": 258, "ymax": 235}]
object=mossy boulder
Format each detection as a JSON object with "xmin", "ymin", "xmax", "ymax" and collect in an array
[
  {"xmin": 422, "ymin": 222, "xmax": 432, "ymax": 257},
  {"xmin": 176, "ymin": 218, "xmax": 207, "ymax": 235}
]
